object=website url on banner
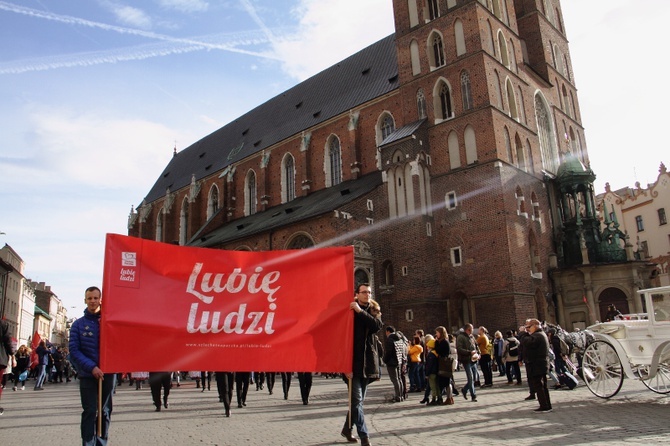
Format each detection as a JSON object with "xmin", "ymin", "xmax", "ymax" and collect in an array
[{"xmin": 185, "ymin": 343, "xmax": 271, "ymax": 348}]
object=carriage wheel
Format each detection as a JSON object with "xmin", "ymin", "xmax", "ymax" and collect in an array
[
  {"xmin": 582, "ymin": 340, "xmax": 624, "ymax": 398},
  {"xmin": 634, "ymin": 343, "xmax": 670, "ymax": 394}
]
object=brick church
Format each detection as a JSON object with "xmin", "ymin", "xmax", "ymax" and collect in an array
[{"xmin": 128, "ymin": 0, "xmax": 654, "ymax": 335}]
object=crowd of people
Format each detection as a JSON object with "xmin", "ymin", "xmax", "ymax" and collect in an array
[{"xmin": 1, "ymin": 282, "xmax": 574, "ymax": 446}]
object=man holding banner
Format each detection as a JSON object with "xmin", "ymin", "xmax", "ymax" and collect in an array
[
  {"xmin": 69, "ymin": 286, "xmax": 116, "ymax": 446},
  {"xmin": 341, "ymin": 283, "xmax": 382, "ymax": 446}
]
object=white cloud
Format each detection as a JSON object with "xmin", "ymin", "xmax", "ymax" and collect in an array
[
  {"xmin": 22, "ymin": 108, "xmax": 177, "ymax": 191},
  {"xmin": 272, "ymin": 0, "xmax": 394, "ymax": 80},
  {"xmin": 111, "ymin": 4, "xmax": 152, "ymax": 28},
  {"xmin": 158, "ymin": 0, "xmax": 209, "ymax": 13}
]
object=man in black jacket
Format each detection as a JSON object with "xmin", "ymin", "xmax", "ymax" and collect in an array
[
  {"xmin": 341, "ymin": 283, "xmax": 383, "ymax": 446},
  {"xmin": 521, "ymin": 319, "xmax": 552, "ymax": 413}
]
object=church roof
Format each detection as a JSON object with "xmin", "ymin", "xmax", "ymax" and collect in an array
[
  {"xmin": 190, "ymin": 171, "xmax": 384, "ymax": 248},
  {"xmin": 143, "ymin": 34, "xmax": 399, "ymax": 205}
]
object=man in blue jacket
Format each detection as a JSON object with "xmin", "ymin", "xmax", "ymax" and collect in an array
[{"xmin": 69, "ymin": 286, "xmax": 115, "ymax": 446}]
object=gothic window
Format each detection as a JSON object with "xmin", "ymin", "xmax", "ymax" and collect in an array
[
  {"xmin": 286, "ymin": 233, "xmax": 315, "ymax": 249},
  {"xmin": 455, "ymin": 19, "xmax": 466, "ymax": 56},
  {"xmin": 429, "ymin": 32, "xmax": 446, "ymax": 68},
  {"xmin": 428, "ymin": 0, "xmax": 439, "ymax": 20},
  {"xmin": 325, "ymin": 135, "xmax": 342, "ymax": 187},
  {"xmin": 207, "ymin": 184, "xmax": 219, "ymax": 220},
  {"xmin": 155, "ymin": 211, "xmax": 163, "ymax": 242},
  {"xmin": 506, "ymin": 78, "xmax": 519, "ymax": 120},
  {"xmin": 526, "ymin": 139, "xmax": 535, "ymax": 173},
  {"xmin": 534, "ymin": 93, "xmax": 559, "ymax": 173},
  {"xmin": 408, "ymin": 0, "xmax": 419, "ymax": 27},
  {"xmin": 435, "ymin": 80, "xmax": 453, "ymax": 120},
  {"xmin": 504, "ymin": 126, "xmax": 513, "ymax": 163},
  {"xmin": 464, "ymin": 125, "xmax": 478, "ymax": 164},
  {"xmin": 518, "ymin": 85, "xmax": 526, "ymax": 124},
  {"xmin": 461, "ymin": 71, "xmax": 473, "ymax": 110},
  {"xmin": 498, "ymin": 31, "xmax": 510, "ymax": 68},
  {"xmin": 562, "ymin": 85, "xmax": 572, "ymax": 118},
  {"xmin": 245, "ymin": 169, "xmax": 257, "ymax": 216},
  {"xmin": 281, "ymin": 153, "xmax": 296, "ymax": 203},
  {"xmin": 515, "ymin": 133, "xmax": 526, "ymax": 171},
  {"xmin": 492, "ymin": 0, "xmax": 502, "ymax": 19},
  {"xmin": 494, "ymin": 70, "xmax": 502, "ymax": 108},
  {"xmin": 410, "ymin": 39, "xmax": 421, "ymax": 75},
  {"xmin": 554, "ymin": 45, "xmax": 563, "ymax": 73},
  {"xmin": 570, "ymin": 91, "xmax": 577, "ymax": 119},
  {"xmin": 569, "ymin": 128, "xmax": 581, "ymax": 158},
  {"xmin": 487, "ymin": 20, "xmax": 496, "ymax": 56},
  {"xmin": 448, "ymin": 131, "xmax": 461, "ymax": 169},
  {"xmin": 378, "ymin": 113, "xmax": 396, "ymax": 144},
  {"xmin": 417, "ymin": 89, "xmax": 427, "ymax": 119},
  {"xmin": 382, "ymin": 260, "xmax": 394, "ymax": 286},
  {"xmin": 179, "ymin": 197, "xmax": 189, "ymax": 245}
]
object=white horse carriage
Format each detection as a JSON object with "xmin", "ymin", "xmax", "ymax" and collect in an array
[{"xmin": 581, "ymin": 285, "xmax": 670, "ymax": 398}]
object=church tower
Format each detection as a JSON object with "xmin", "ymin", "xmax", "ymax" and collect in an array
[{"xmin": 384, "ymin": 0, "xmax": 589, "ymax": 330}]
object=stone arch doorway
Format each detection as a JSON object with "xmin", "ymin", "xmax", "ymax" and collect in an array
[{"xmin": 597, "ymin": 287, "xmax": 629, "ymax": 320}]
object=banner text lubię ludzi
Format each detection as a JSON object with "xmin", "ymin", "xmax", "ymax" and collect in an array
[{"xmin": 185, "ymin": 263, "xmax": 280, "ymax": 334}]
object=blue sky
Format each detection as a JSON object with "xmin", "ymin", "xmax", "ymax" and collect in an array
[{"xmin": 0, "ymin": 0, "xmax": 666, "ymax": 316}]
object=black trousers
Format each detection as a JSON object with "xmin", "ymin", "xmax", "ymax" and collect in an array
[
  {"xmin": 235, "ymin": 372, "xmax": 250, "ymax": 405},
  {"xmin": 149, "ymin": 372, "xmax": 171, "ymax": 408},
  {"xmin": 281, "ymin": 372, "xmax": 292, "ymax": 398},
  {"xmin": 215, "ymin": 372, "xmax": 234, "ymax": 413},
  {"xmin": 528, "ymin": 373, "xmax": 552, "ymax": 410},
  {"xmin": 297, "ymin": 372, "xmax": 312, "ymax": 403}
]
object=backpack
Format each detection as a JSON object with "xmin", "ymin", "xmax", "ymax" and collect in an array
[
  {"xmin": 508, "ymin": 339, "xmax": 519, "ymax": 357},
  {"xmin": 559, "ymin": 337, "xmax": 570, "ymax": 356}
]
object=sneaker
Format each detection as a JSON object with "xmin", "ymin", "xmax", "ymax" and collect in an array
[
  {"xmin": 13, "ymin": 386, "xmax": 17, "ymax": 391},
  {"xmin": 0, "ymin": 407, "xmax": 4, "ymax": 415},
  {"xmin": 21, "ymin": 386, "xmax": 25, "ymax": 390},
  {"xmin": 534, "ymin": 408, "xmax": 553, "ymax": 413}
]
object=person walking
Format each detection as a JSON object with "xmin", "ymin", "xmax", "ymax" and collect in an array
[
  {"xmin": 13, "ymin": 345, "xmax": 30, "ymax": 391},
  {"xmin": 340, "ymin": 284, "xmax": 383, "ymax": 446},
  {"xmin": 297, "ymin": 372, "xmax": 312, "ymax": 405},
  {"xmin": 382, "ymin": 326, "xmax": 405, "ymax": 402},
  {"xmin": 235, "ymin": 372, "xmax": 251, "ymax": 408},
  {"xmin": 280, "ymin": 372, "xmax": 292, "ymax": 400},
  {"xmin": 69, "ymin": 286, "xmax": 116, "ymax": 446},
  {"xmin": 456, "ymin": 324, "xmax": 479, "ymax": 402},
  {"xmin": 215, "ymin": 372, "xmax": 234, "ymax": 417},
  {"xmin": 0, "ymin": 318, "xmax": 15, "ymax": 416},
  {"xmin": 34, "ymin": 340, "xmax": 50, "ymax": 390},
  {"xmin": 148, "ymin": 372, "xmax": 171, "ymax": 412}
]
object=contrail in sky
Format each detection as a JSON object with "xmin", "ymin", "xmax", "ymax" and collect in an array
[
  {"xmin": 0, "ymin": 1, "xmax": 268, "ymax": 52},
  {"xmin": 0, "ymin": 32, "xmax": 279, "ymax": 74}
]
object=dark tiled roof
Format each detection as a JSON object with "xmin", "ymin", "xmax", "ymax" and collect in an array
[
  {"xmin": 143, "ymin": 34, "xmax": 398, "ymax": 204},
  {"xmin": 380, "ymin": 119, "xmax": 426, "ymax": 146},
  {"xmin": 189, "ymin": 172, "xmax": 384, "ymax": 248}
]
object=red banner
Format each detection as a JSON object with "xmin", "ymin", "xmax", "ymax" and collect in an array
[{"xmin": 100, "ymin": 234, "xmax": 354, "ymax": 373}]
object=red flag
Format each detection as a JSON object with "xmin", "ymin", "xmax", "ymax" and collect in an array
[
  {"xmin": 30, "ymin": 331, "xmax": 41, "ymax": 368},
  {"xmin": 100, "ymin": 234, "xmax": 354, "ymax": 374}
]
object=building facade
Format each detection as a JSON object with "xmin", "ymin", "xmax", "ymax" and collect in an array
[
  {"xmin": 129, "ymin": 0, "xmax": 614, "ymax": 334},
  {"xmin": 596, "ymin": 162, "xmax": 670, "ymax": 287},
  {"xmin": 1, "ymin": 244, "xmax": 25, "ymax": 339}
]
